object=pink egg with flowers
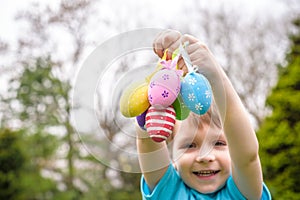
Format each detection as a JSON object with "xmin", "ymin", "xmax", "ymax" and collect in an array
[{"xmin": 148, "ymin": 69, "xmax": 181, "ymax": 109}]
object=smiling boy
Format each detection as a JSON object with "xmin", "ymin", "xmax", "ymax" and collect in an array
[
  {"xmin": 136, "ymin": 30, "xmax": 271, "ymax": 200},
  {"xmin": 172, "ymin": 110, "xmax": 231, "ymax": 195}
]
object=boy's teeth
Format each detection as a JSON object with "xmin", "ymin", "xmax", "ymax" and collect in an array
[{"xmin": 193, "ymin": 170, "xmax": 218, "ymax": 176}]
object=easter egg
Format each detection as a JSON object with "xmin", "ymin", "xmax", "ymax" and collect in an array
[
  {"xmin": 180, "ymin": 72, "xmax": 212, "ymax": 115},
  {"xmin": 145, "ymin": 105, "xmax": 176, "ymax": 142},
  {"xmin": 120, "ymin": 82, "xmax": 150, "ymax": 117},
  {"xmin": 148, "ymin": 69, "xmax": 181, "ymax": 109},
  {"xmin": 136, "ymin": 110, "xmax": 147, "ymax": 130},
  {"xmin": 172, "ymin": 93, "xmax": 190, "ymax": 120}
]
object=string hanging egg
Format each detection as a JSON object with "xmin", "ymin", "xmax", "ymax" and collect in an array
[
  {"xmin": 178, "ymin": 42, "xmax": 212, "ymax": 116},
  {"xmin": 119, "ymin": 43, "xmax": 213, "ymax": 143}
]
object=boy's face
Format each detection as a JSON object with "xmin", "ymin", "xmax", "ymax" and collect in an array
[{"xmin": 172, "ymin": 114, "xmax": 231, "ymax": 194}]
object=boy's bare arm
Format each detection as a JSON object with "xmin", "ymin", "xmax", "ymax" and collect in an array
[
  {"xmin": 217, "ymin": 69, "xmax": 263, "ymax": 200},
  {"xmin": 136, "ymin": 126, "xmax": 170, "ymax": 192},
  {"xmin": 136, "ymin": 29, "xmax": 182, "ymax": 191},
  {"xmin": 181, "ymin": 34, "xmax": 263, "ymax": 199}
]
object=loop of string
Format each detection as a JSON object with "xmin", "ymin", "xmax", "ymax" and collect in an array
[{"xmin": 178, "ymin": 41, "xmax": 199, "ymax": 74}]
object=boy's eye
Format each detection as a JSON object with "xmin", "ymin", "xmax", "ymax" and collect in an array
[
  {"xmin": 186, "ymin": 143, "xmax": 197, "ymax": 149},
  {"xmin": 214, "ymin": 140, "xmax": 226, "ymax": 146}
]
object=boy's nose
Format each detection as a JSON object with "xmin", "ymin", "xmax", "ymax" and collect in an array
[{"xmin": 195, "ymin": 152, "xmax": 216, "ymax": 163}]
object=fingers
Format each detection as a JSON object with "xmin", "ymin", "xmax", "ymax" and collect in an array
[
  {"xmin": 153, "ymin": 31, "xmax": 164, "ymax": 58},
  {"xmin": 153, "ymin": 29, "xmax": 181, "ymax": 58},
  {"xmin": 153, "ymin": 31, "xmax": 211, "ymax": 74},
  {"xmin": 181, "ymin": 33, "xmax": 208, "ymax": 51},
  {"xmin": 177, "ymin": 58, "xmax": 188, "ymax": 75},
  {"xmin": 180, "ymin": 34, "xmax": 198, "ymax": 46},
  {"xmin": 180, "ymin": 34, "xmax": 211, "ymax": 69},
  {"xmin": 163, "ymin": 31, "xmax": 181, "ymax": 59}
]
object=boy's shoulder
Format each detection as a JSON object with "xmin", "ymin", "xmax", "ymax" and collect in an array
[{"xmin": 140, "ymin": 164, "xmax": 271, "ymax": 200}]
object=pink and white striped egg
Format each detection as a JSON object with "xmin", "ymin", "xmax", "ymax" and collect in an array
[{"xmin": 145, "ymin": 105, "xmax": 176, "ymax": 142}]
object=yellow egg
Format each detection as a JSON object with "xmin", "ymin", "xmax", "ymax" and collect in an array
[{"xmin": 120, "ymin": 82, "xmax": 150, "ymax": 117}]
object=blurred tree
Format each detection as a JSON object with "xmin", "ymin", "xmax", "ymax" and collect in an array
[
  {"xmin": 20, "ymin": 0, "xmax": 142, "ymax": 197},
  {"xmin": 0, "ymin": 58, "xmax": 81, "ymax": 199},
  {"xmin": 0, "ymin": 129, "xmax": 25, "ymax": 199},
  {"xmin": 1, "ymin": 0, "xmax": 142, "ymax": 197},
  {"xmin": 257, "ymin": 16, "xmax": 300, "ymax": 199},
  {"xmin": 178, "ymin": 1, "xmax": 291, "ymax": 128},
  {"xmin": 14, "ymin": 0, "xmax": 97, "ymax": 72},
  {"xmin": 108, "ymin": 171, "xmax": 141, "ymax": 199},
  {"xmin": 16, "ymin": 128, "xmax": 64, "ymax": 200}
]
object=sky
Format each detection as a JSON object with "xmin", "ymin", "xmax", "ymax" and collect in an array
[
  {"xmin": 0, "ymin": 0, "xmax": 292, "ymax": 107},
  {"xmin": 0, "ymin": 0, "xmax": 290, "ymax": 43},
  {"xmin": 0, "ymin": 0, "xmax": 293, "ymax": 109}
]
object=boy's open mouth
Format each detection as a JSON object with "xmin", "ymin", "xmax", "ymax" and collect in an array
[{"xmin": 193, "ymin": 170, "xmax": 220, "ymax": 177}]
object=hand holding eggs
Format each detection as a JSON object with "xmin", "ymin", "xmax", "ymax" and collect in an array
[{"xmin": 119, "ymin": 48, "xmax": 213, "ymax": 143}]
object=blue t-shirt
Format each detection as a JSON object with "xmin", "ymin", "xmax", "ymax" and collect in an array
[{"xmin": 141, "ymin": 164, "xmax": 271, "ymax": 200}]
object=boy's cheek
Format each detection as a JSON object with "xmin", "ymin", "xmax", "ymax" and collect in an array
[
  {"xmin": 172, "ymin": 147, "xmax": 182, "ymax": 161},
  {"xmin": 172, "ymin": 148, "xmax": 191, "ymax": 164}
]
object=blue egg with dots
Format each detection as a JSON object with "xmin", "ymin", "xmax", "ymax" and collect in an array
[{"xmin": 180, "ymin": 72, "xmax": 212, "ymax": 115}]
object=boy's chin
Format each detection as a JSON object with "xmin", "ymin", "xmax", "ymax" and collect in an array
[
  {"xmin": 190, "ymin": 178, "xmax": 228, "ymax": 194},
  {"xmin": 194, "ymin": 183, "xmax": 225, "ymax": 194}
]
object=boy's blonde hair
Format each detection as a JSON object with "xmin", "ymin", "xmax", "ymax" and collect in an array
[
  {"xmin": 169, "ymin": 101, "xmax": 222, "ymax": 142},
  {"xmin": 168, "ymin": 101, "xmax": 223, "ymax": 159},
  {"xmin": 190, "ymin": 101, "xmax": 222, "ymax": 130}
]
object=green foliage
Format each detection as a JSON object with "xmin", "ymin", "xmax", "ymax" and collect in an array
[
  {"xmin": 0, "ymin": 128, "xmax": 62, "ymax": 200},
  {"xmin": 0, "ymin": 129, "xmax": 25, "ymax": 199},
  {"xmin": 0, "ymin": 58, "xmax": 74, "ymax": 199},
  {"xmin": 107, "ymin": 189, "xmax": 142, "ymax": 200},
  {"xmin": 107, "ymin": 172, "xmax": 142, "ymax": 200},
  {"xmin": 17, "ymin": 172, "xmax": 59, "ymax": 200},
  {"xmin": 258, "ymin": 16, "xmax": 300, "ymax": 199},
  {"xmin": 12, "ymin": 57, "xmax": 70, "ymax": 128},
  {"xmin": 1, "ymin": 53, "xmax": 143, "ymax": 199}
]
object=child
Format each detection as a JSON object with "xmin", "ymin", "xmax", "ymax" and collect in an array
[{"xmin": 136, "ymin": 30, "xmax": 271, "ymax": 199}]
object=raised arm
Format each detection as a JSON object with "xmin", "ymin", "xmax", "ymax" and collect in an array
[
  {"xmin": 136, "ymin": 30, "xmax": 182, "ymax": 191},
  {"xmin": 136, "ymin": 125, "xmax": 170, "ymax": 191},
  {"xmin": 180, "ymin": 34, "xmax": 263, "ymax": 199}
]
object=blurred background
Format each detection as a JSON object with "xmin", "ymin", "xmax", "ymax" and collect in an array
[{"xmin": 0, "ymin": 0, "xmax": 299, "ymax": 199}]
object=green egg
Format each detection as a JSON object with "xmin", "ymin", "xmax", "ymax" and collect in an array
[{"xmin": 172, "ymin": 94, "xmax": 190, "ymax": 120}]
